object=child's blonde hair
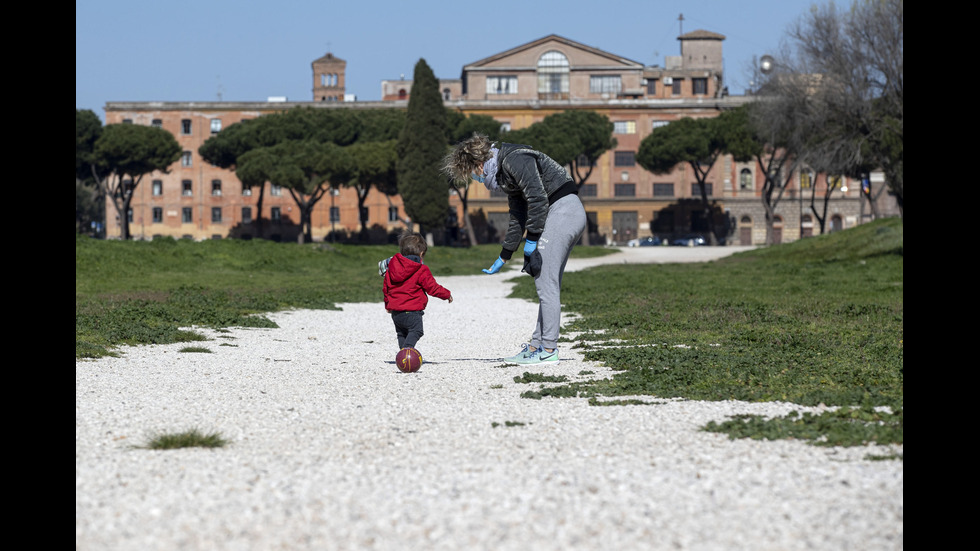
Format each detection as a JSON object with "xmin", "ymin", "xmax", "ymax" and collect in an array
[
  {"xmin": 398, "ymin": 232, "xmax": 427, "ymax": 257},
  {"xmin": 442, "ymin": 133, "xmax": 495, "ymax": 183}
]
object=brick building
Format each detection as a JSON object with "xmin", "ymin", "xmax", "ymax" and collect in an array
[{"xmin": 103, "ymin": 33, "xmax": 898, "ymax": 244}]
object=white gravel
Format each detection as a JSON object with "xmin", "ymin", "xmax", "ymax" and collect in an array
[{"xmin": 76, "ymin": 246, "xmax": 903, "ymax": 551}]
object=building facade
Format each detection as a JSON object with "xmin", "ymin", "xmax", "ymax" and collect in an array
[{"xmin": 103, "ymin": 34, "xmax": 897, "ymax": 244}]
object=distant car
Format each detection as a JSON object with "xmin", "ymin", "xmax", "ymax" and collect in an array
[
  {"xmin": 627, "ymin": 236, "xmax": 663, "ymax": 247},
  {"xmin": 671, "ymin": 234, "xmax": 707, "ymax": 247}
]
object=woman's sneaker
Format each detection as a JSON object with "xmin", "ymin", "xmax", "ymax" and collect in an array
[
  {"xmin": 516, "ymin": 348, "xmax": 559, "ymax": 365},
  {"xmin": 503, "ymin": 343, "xmax": 532, "ymax": 363}
]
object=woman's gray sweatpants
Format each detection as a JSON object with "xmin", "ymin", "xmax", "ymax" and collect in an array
[{"xmin": 530, "ymin": 194, "xmax": 587, "ymax": 351}]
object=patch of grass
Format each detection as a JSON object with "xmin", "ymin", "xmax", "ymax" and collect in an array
[
  {"xmin": 510, "ymin": 219, "xmax": 903, "ymax": 449},
  {"xmin": 588, "ymin": 397, "xmax": 660, "ymax": 406},
  {"xmin": 704, "ymin": 405, "xmax": 903, "ymax": 448},
  {"xmin": 139, "ymin": 429, "xmax": 229, "ymax": 450},
  {"xmin": 513, "ymin": 372, "xmax": 569, "ymax": 384},
  {"xmin": 491, "ymin": 421, "xmax": 528, "ymax": 428},
  {"xmin": 179, "ymin": 346, "xmax": 212, "ymax": 353}
]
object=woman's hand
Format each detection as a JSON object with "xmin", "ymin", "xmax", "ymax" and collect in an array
[{"xmin": 482, "ymin": 257, "xmax": 505, "ymax": 274}]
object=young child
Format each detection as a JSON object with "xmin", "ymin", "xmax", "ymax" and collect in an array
[{"xmin": 381, "ymin": 233, "xmax": 453, "ymax": 352}]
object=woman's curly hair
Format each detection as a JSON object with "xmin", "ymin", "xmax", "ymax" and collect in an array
[{"xmin": 442, "ymin": 133, "xmax": 495, "ymax": 183}]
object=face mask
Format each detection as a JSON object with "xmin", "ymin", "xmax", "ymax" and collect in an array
[{"xmin": 471, "ymin": 173, "xmax": 485, "ymax": 184}]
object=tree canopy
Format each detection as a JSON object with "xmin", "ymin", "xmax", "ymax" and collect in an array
[
  {"xmin": 637, "ymin": 112, "xmax": 749, "ymax": 244},
  {"xmin": 91, "ymin": 122, "xmax": 182, "ymax": 239}
]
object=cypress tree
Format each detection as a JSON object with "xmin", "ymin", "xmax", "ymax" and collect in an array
[{"xmin": 396, "ymin": 58, "xmax": 449, "ymax": 237}]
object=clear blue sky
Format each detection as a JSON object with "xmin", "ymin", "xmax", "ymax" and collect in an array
[{"xmin": 76, "ymin": 0, "xmax": 819, "ymax": 121}]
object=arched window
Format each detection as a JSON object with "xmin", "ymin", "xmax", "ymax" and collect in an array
[
  {"xmin": 739, "ymin": 168, "xmax": 752, "ymax": 190},
  {"xmin": 398, "ymin": 88, "xmax": 407, "ymax": 100},
  {"xmin": 443, "ymin": 88, "xmax": 451, "ymax": 100},
  {"xmin": 537, "ymin": 50, "xmax": 569, "ymax": 99}
]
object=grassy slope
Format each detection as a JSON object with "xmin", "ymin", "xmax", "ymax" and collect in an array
[{"xmin": 508, "ymin": 218, "xmax": 903, "ymax": 449}]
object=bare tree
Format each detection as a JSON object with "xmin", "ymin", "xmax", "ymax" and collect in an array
[{"xmin": 754, "ymin": 0, "xmax": 903, "ymax": 216}]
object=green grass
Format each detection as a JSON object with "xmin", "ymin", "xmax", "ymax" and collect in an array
[
  {"xmin": 179, "ymin": 346, "xmax": 212, "ymax": 353},
  {"xmin": 139, "ymin": 429, "xmax": 229, "ymax": 450},
  {"xmin": 507, "ymin": 218, "xmax": 903, "ymax": 449}
]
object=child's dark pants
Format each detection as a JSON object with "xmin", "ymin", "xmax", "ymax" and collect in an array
[{"xmin": 391, "ymin": 311, "xmax": 424, "ymax": 349}]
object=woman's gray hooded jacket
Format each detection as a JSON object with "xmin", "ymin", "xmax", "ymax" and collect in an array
[{"xmin": 493, "ymin": 143, "xmax": 577, "ymax": 260}]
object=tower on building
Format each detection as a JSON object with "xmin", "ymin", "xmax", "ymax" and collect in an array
[{"xmin": 312, "ymin": 53, "xmax": 346, "ymax": 102}]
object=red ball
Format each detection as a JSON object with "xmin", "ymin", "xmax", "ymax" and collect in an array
[{"xmin": 395, "ymin": 347, "xmax": 423, "ymax": 373}]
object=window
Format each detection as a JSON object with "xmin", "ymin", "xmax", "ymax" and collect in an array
[
  {"xmin": 652, "ymin": 120, "xmax": 670, "ymax": 130},
  {"xmin": 576, "ymin": 155, "xmax": 594, "ymax": 167},
  {"xmin": 614, "ymin": 151, "xmax": 635, "ymax": 167},
  {"xmin": 653, "ymin": 183, "xmax": 674, "ymax": 197},
  {"xmin": 579, "ymin": 184, "xmax": 597, "ymax": 197},
  {"xmin": 211, "ymin": 207, "xmax": 222, "ymax": 223},
  {"xmin": 242, "ymin": 207, "xmax": 252, "ymax": 224},
  {"xmin": 211, "ymin": 180, "xmax": 222, "ymax": 196},
  {"xmin": 692, "ymin": 78, "xmax": 708, "ymax": 95},
  {"xmin": 271, "ymin": 207, "xmax": 282, "ymax": 222},
  {"xmin": 589, "ymin": 75, "xmax": 622, "ymax": 95},
  {"xmin": 614, "ymin": 183, "xmax": 636, "ymax": 197},
  {"xmin": 152, "ymin": 180, "xmax": 163, "ymax": 196},
  {"xmin": 388, "ymin": 206, "xmax": 399, "ymax": 222},
  {"xmin": 443, "ymin": 88, "xmax": 451, "ymax": 100},
  {"xmin": 242, "ymin": 182, "xmax": 252, "ymax": 196},
  {"xmin": 486, "ymin": 75, "xmax": 517, "ymax": 95},
  {"xmin": 182, "ymin": 207, "xmax": 192, "ymax": 223},
  {"xmin": 672, "ymin": 79, "xmax": 682, "ymax": 95},
  {"xmin": 537, "ymin": 51, "xmax": 569, "ymax": 98},
  {"xmin": 151, "ymin": 119, "xmax": 162, "ymax": 128},
  {"xmin": 613, "ymin": 121, "xmax": 636, "ymax": 134},
  {"xmin": 691, "ymin": 183, "xmax": 714, "ymax": 196},
  {"xmin": 271, "ymin": 184, "xmax": 282, "ymax": 196},
  {"xmin": 800, "ymin": 170, "xmax": 813, "ymax": 189},
  {"xmin": 740, "ymin": 168, "xmax": 753, "ymax": 190},
  {"xmin": 122, "ymin": 119, "xmax": 133, "ymax": 124},
  {"xmin": 181, "ymin": 119, "xmax": 192, "ymax": 135},
  {"xmin": 181, "ymin": 151, "xmax": 192, "ymax": 167},
  {"xmin": 210, "ymin": 119, "xmax": 222, "ymax": 133},
  {"xmin": 152, "ymin": 207, "xmax": 163, "ymax": 223},
  {"xmin": 182, "ymin": 180, "xmax": 193, "ymax": 196},
  {"xmin": 646, "ymin": 79, "xmax": 657, "ymax": 95},
  {"xmin": 330, "ymin": 206, "xmax": 340, "ymax": 223}
]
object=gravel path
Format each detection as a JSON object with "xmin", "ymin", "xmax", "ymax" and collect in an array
[{"xmin": 76, "ymin": 246, "xmax": 903, "ymax": 550}]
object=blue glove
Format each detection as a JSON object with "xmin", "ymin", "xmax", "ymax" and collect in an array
[
  {"xmin": 523, "ymin": 239, "xmax": 537, "ymax": 256},
  {"xmin": 482, "ymin": 257, "xmax": 505, "ymax": 274}
]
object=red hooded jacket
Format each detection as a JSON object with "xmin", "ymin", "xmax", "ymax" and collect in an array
[{"xmin": 383, "ymin": 254, "xmax": 452, "ymax": 312}]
